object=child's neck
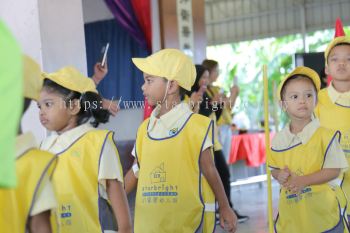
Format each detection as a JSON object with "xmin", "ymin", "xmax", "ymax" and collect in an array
[
  {"xmin": 332, "ymin": 79, "xmax": 350, "ymax": 93},
  {"xmin": 57, "ymin": 118, "xmax": 78, "ymax": 135},
  {"xmin": 289, "ymin": 118, "xmax": 312, "ymax": 134},
  {"xmin": 157, "ymin": 95, "xmax": 181, "ymax": 118}
]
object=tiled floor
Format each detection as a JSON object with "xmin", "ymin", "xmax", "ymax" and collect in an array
[{"xmin": 215, "ymin": 182, "xmax": 280, "ymax": 233}]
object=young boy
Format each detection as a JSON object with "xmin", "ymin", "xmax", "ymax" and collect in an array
[
  {"xmin": 0, "ymin": 55, "xmax": 57, "ymax": 232},
  {"xmin": 270, "ymin": 66, "xmax": 348, "ymax": 232},
  {"xmin": 315, "ymin": 36, "xmax": 350, "ymax": 221},
  {"xmin": 125, "ymin": 49, "xmax": 237, "ymax": 233}
]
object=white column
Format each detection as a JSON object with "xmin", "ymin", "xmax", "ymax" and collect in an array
[{"xmin": 0, "ymin": 0, "xmax": 88, "ymax": 142}]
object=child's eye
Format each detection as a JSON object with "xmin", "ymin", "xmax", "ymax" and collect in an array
[
  {"xmin": 45, "ymin": 102, "xmax": 53, "ymax": 107},
  {"xmin": 290, "ymin": 95, "xmax": 298, "ymax": 100},
  {"xmin": 306, "ymin": 93, "xmax": 313, "ymax": 98},
  {"xmin": 37, "ymin": 104, "xmax": 41, "ymax": 109}
]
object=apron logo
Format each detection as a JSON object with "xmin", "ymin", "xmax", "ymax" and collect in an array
[
  {"xmin": 169, "ymin": 128, "xmax": 178, "ymax": 136},
  {"xmin": 150, "ymin": 163, "xmax": 166, "ymax": 183}
]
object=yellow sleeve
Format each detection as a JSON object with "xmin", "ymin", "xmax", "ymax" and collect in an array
[{"xmin": 323, "ymin": 133, "xmax": 349, "ymax": 172}]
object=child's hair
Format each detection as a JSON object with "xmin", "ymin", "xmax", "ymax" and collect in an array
[
  {"xmin": 42, "ymin": 79, "xmax": 110, "ymax": 127},
  {"xmin": 23, "ymin": 98, "xmax": 32, "ymax": 114},
  {"xmin": 202, "ymin": 59, "xmax": 218, "ymax": 73},
  {"xmin": 280, "ymin": 75, "xmax": 317, "ymax": 101}
]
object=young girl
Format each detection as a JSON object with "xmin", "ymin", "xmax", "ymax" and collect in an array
[
  {"xmin": 125, "ymin": 49, "xmax": 237, "ymax": 233},
  {"xmin": 38, "ymin": 66, "xmax": 132, "ymax": 233},
  {"xmin": 270, "ymin": 66, "xmax": 348, "ymax": 233}
]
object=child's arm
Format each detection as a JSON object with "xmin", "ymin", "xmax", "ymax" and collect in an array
[
  {"xmin": 29, "ymin": 210, "xmax": 51, "ymax": 233},
  {"xmin": 271, "ymin": 166, "xmax": 291, "ymax": 185},
  {"xmin": 124, "ymin": 161, "xmax": 138, "ymax": 194},
  {"xmin": 200, "ymin": 148, "xmax": 237, "ymax": 233},
  {"xmin": 285, "ymin": 168, "xmax": 340, "ymax": 194},
  {"xmin": 106, "ymin": 179, "xmax": 132, "ymax": 233}
]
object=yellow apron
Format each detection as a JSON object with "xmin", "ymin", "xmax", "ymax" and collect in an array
[
  {"xmin": 134, "ymin": 113, "xmax": 216, "ymax": 233},
  {"xmin": 315, "ymin": 89, "xmax": 350, "ymax": 220},
  {"xmin": 270, "ymin": 127, "xmax": 345, "ymax": 233},
  {"xmin": 0, "ymin": 149, "xmax": 57, "ymax": 233},
  {"xmin": 52, "ymin": 130, "xmax": 121, "ymax": 233}
]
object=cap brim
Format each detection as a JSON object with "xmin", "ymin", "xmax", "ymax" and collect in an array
[{"xmin": 132, "ymin": 58, "xmax": 162, "ymax": 78}]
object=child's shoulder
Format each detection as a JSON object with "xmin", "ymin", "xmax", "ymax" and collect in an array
[{"xmin": 271, "ymin": 129, "xmax": 288, "ymax": 150}]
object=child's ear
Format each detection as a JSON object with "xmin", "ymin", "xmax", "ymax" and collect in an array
[
  {"xmin": 325, "ymin": 66, "xmax": 330, "ymax": 76},
  {"xmin": 69, "ymin": 99, "xmax": 81, "ymax": 115},
  {"xmin": 168, "ymin": 80, "xmax": 180, "ymax": 95},
  {"xmin": 279, "ymin": 100, "xmax": 287, "ymax": 112}
]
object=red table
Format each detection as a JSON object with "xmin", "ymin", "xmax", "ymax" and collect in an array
[{"xmin": 228, "ymin": 133, "xmax": 274, "ymax": 167}]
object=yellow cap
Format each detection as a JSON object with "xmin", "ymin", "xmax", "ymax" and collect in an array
[
  {"xmin": 277, "ymin": 66, "xmax": 320, "ymax": 101},
  {"xmin": 324, "ymin": 36, "xmax": 350, "ymax": 65},
  {"xmin": 23, "ymin": 55, "xmax": 42, "ymax": 100},
  {"xmin": 41, "ymin": 66, "xmax": 97, "ymax": 94},
  {"xmin": 132, "ymin": 49, "xmax": 196, "ymax": 91}
]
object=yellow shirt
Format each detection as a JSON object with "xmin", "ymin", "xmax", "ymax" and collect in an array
[
  {"xmin": 132, "ymin": 103, "xmax": 212, "ymax": 154},
  {"xmin": 271, "ymin": 119, "xmax": 348, "ymax": 173},
  {"xmin": 40, "ymin": 123, "xmax": 123, "ymax": 200},
  {"xmin": 16, "ymin": 133, "xmax": 57, "ymax": 216},
  {"xmin": 327, "ymin": 82, "xmax": 350, "ymax": 107}
]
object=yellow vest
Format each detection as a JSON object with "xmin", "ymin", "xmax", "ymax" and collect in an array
[
  {"xmin": 0, "ymin": 149, "xmax": 57, "ymax": 233},
  {"xmin": 315, "ymin": 89, "xmax": 350, "ymax": 218},
  {"xmin": 134, "ymin": 114, "xmax": 216, "ymax": 233},
  {"xmin": 270, "ymin": 127, "xmax": 345, "ymax": 233},
  {"xmin": 52, "ymin": 130, "xmax": 120, "ymax": 233}
]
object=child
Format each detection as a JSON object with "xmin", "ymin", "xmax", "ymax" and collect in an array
[
  {"xmin": 270, "ymin": 66, "xmax": 348, "ymax": 233},
  {"xmin": 0, "ymin": 55, "xmax": 57, "ymax": 232},
  {"xmin": 315, "ymin": 36, "xmax": 350, "ymax": 221},
  {"xmin": 124, "ymin": 49, "xmax": 237, "ymax": 233},
  {"xmin": 201, "ymin": 60, "xmax": 248, "ymax": 223},
  {"xmin": 38, "ymin": 67, "xmax": 132, "ymax": 233}
]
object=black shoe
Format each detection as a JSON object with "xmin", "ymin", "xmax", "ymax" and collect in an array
[{"xmin": 234, "ymin": 210, "xmax": 249, "ymax": 223}]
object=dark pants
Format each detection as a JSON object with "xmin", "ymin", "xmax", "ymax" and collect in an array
[{"xmin": 214, "ymin": 149, "xmax": 233, "ymax": 208}]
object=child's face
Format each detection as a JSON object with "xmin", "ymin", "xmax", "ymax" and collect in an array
[
  {"xmin": 281, "ymin": 77, "xmax": 317, "ymax": 121},
  {"xmin": 141, "ymin": 73, "xmax": 167, "ymax": 106},
  {"xmin": 38, "ymin": 89, "xmax": 74, "ymax": 132},
  {"xmin": 326, "ymin": 44, "xmax": 350, "ymax": 82},
  {"xmin": 199, "ymin": 70, "xmax": 210, "ymax": 87},
  {"xmin": 209, "ymin": 66, "xmax": 219, "ymax": 84}
]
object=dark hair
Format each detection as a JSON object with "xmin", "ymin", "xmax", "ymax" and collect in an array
[
  {"xmin": 23, "ymin": 98, "xmax": 32, "ymax": 114},
  {"xmin": 202, "ymin": 59, "xmax": 218, "ymax": 73},
  {"xmin": 42, "ymin": 79, "xmax": 109, "ymax": 127},
  {"xmin": 280, "ymin": 75, "xmax": 317, "ymax": 101},
  {"xmin": 186, "ymin": 64, "xmax": 208, "ymax": 97}
]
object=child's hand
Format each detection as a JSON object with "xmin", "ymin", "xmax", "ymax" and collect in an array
[
  {"xmin": 102, "ymin": 98, "xmax": 119, "ymax": 116},
  {"xmin": 219, "ymin": 206, "xmax": 237, "ymax": 233},
  {"xmin": 284, "ymin": 173, "xmax": 306, "ymax": 194},
  {"xmin": 276, "ymin": 166, "xmax": 291, "ymax": 185},
  {"xmin": 92, "ymin": 62, "xmax": 108, "ymax": 85}
]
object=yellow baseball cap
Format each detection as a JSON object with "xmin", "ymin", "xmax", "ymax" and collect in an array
[
  {"xmin": 41, "ymin": 66, "xmax": 97, "ymax": 94},
  {"xmin": 277, "ymin": 66, "xmax": 321, "ymax": 101},
  {"xmin": 23, "ymin": 55, "xmax": 42, "ymax": 100},
  {"xmin": 132, "ymin": 49, "xmax": 196, "ymax": 91},
  {"xmin": 324, "ymin": 36, "xmax": 350, "ymax": 64}
]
